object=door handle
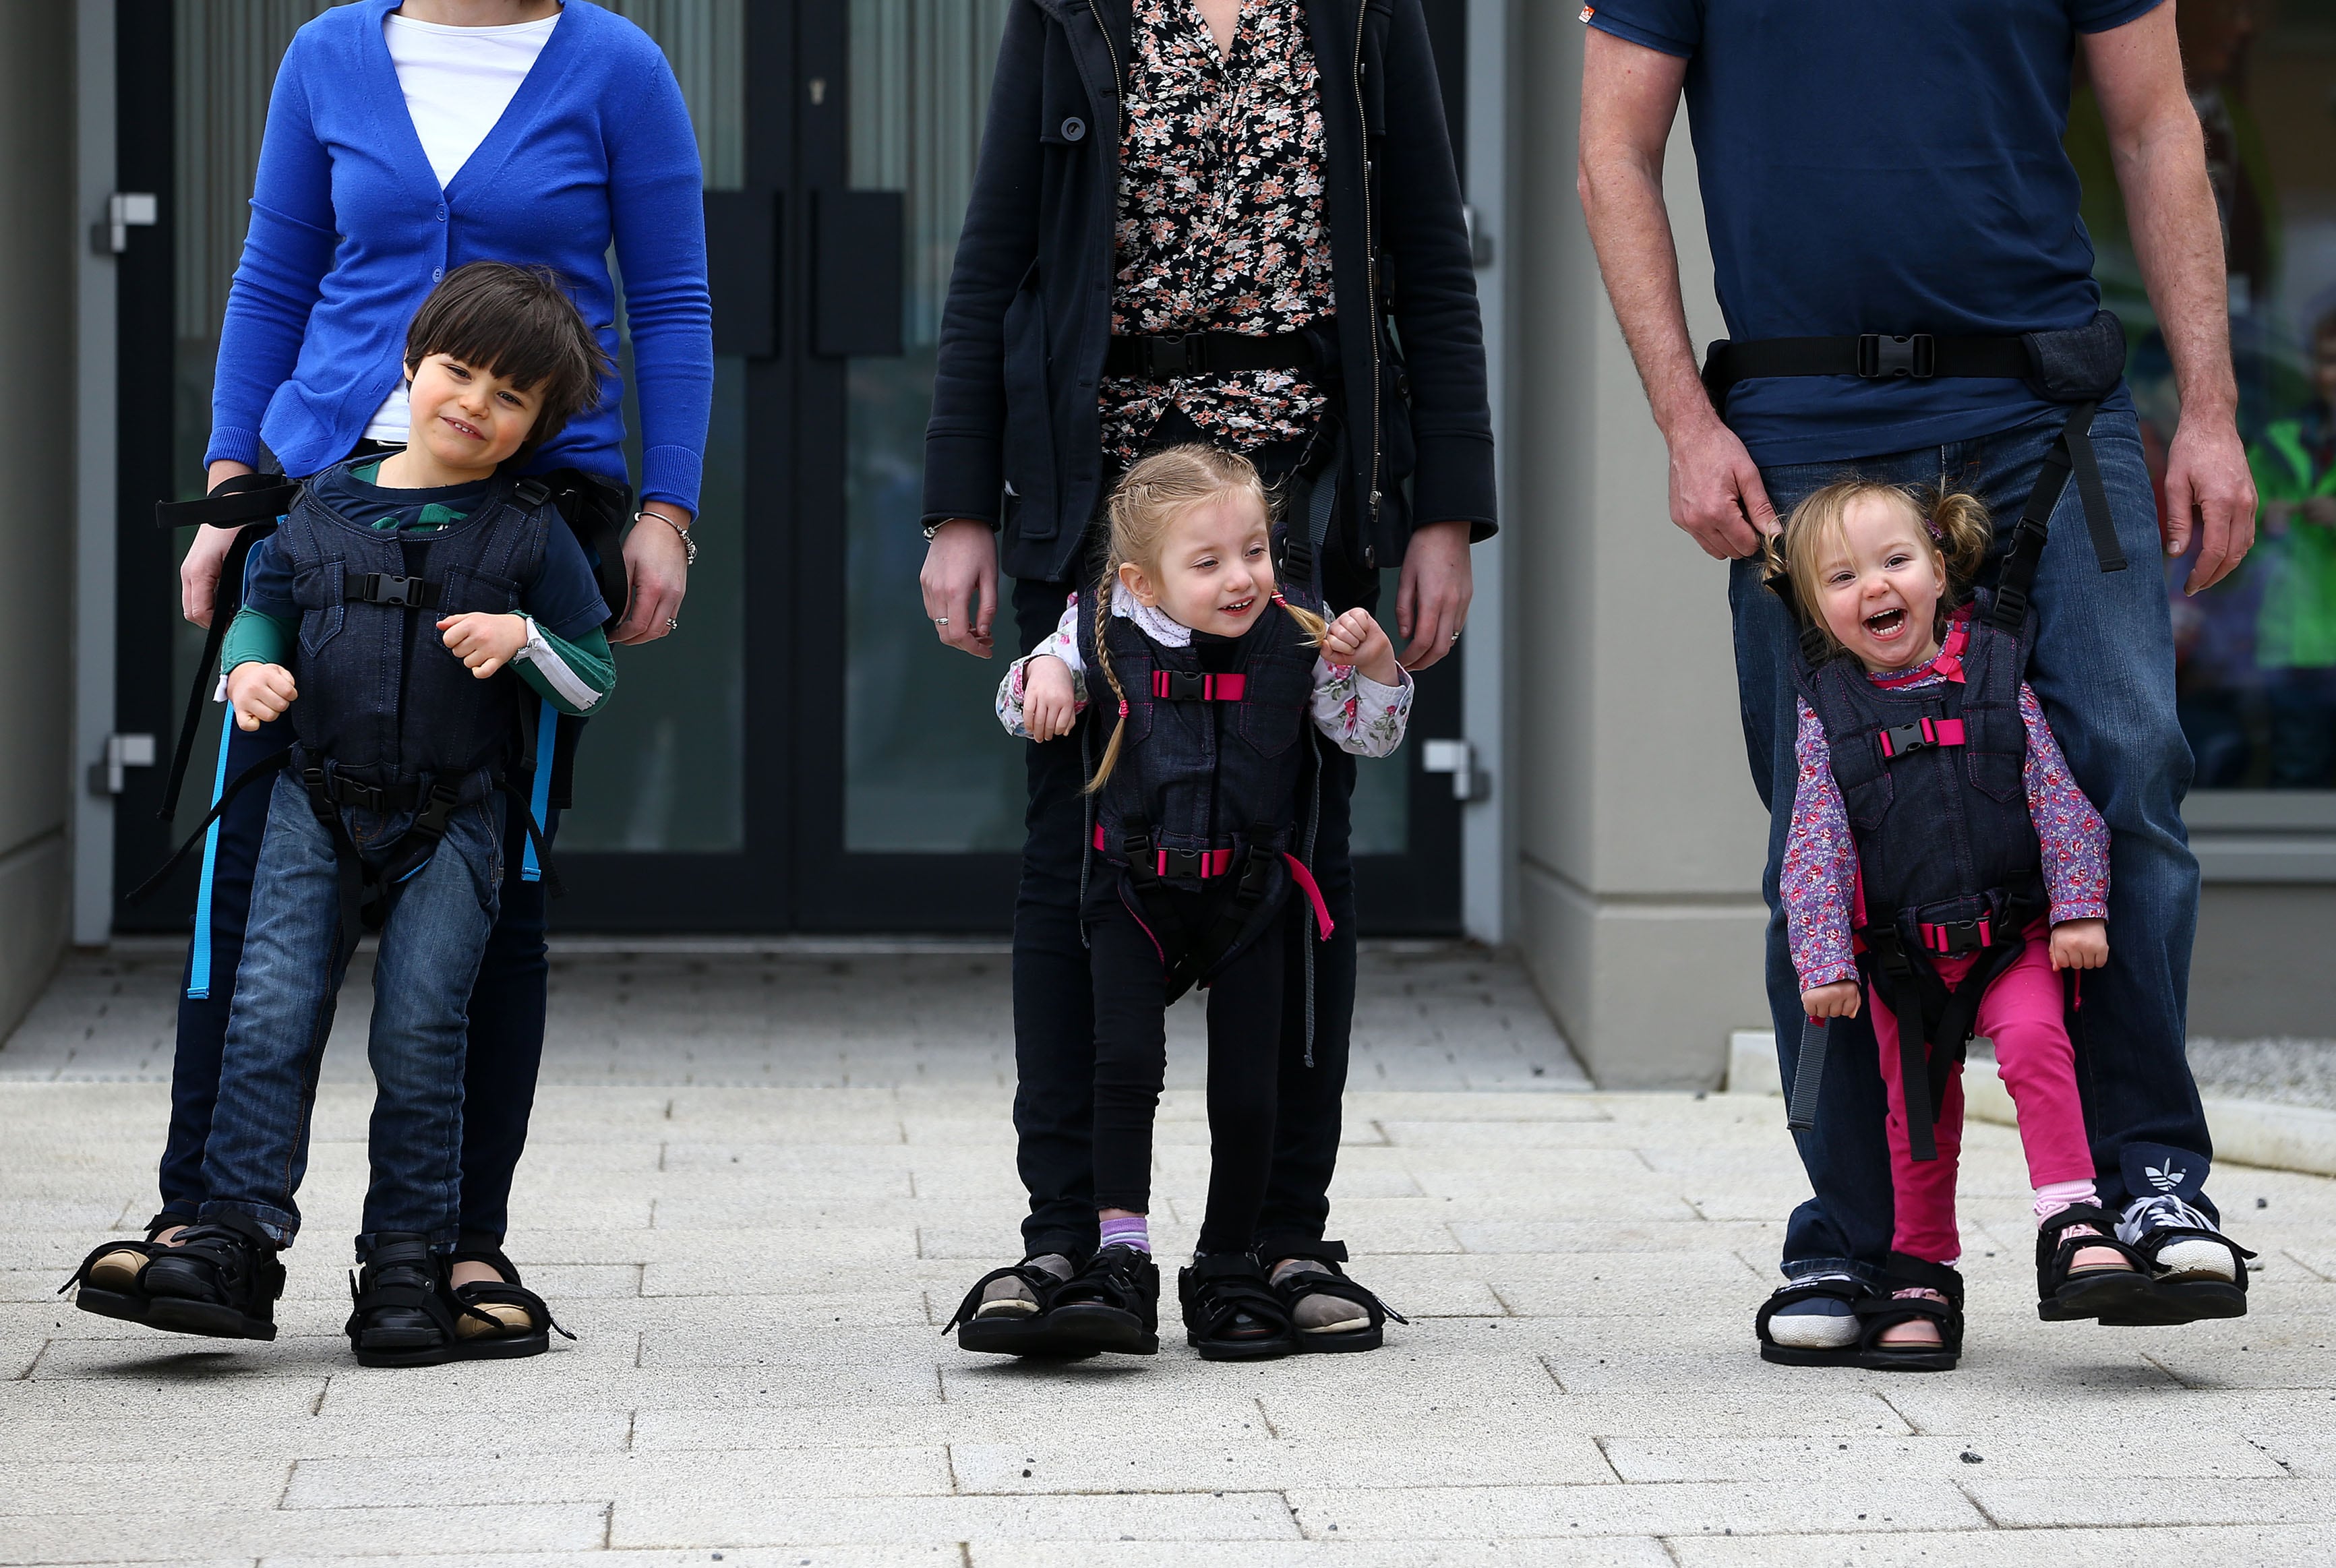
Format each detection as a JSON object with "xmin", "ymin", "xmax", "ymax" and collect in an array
[
  {"xmin": 705, "ymin": 189, "xmax": 781, "ymax": 359},
  {"xmin": 812, "ymin": 189, "xmax": 903, "ymax": 358}
]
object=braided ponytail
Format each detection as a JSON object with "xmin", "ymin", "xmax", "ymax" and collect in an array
[{"xmin": 1087, "ymin": 576, "xmax": 1131, "ymax": 791}]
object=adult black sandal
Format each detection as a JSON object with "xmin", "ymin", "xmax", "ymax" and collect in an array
[
  {"xmin": 139, "ymin": 1213, "xmax": 284, "ymax": 1341},
  {"xmin": 1267, "ymin": 1242, "xmax": 1407, "ymax": 1354},
  {"xmin": 1852, "ymin": 1254, "xmax": 1964, "ymax": 1373},
  {"xmin": 1756, "ymin": 1274, "xmax": 1873, "ymax": 1366},
  {"xmin": 2035, "ymin": 1204, "xmax": 2154, "ymax": 1323},
  {"xmin": 945, "ymin": 1257, "xmax": 1090, "ymax": 1358},
  {"xmin": 59, "ymin": 1214, "xmax": 189, "ymax": 1325},
  {"xmin": 345, "ymin": 1233, "xmax": 462, "ymax": 1368},
  {"xmin": 2098, "ymin": 1195, "xmax": 2255, "ymax": 1326},
  {"xmin": 448, "ymin": 1243, "xmax": 573, "ymax": 1360},
  {"xmin": 1044, "ymin": 1243, "xmax": 1160, "ymax": 1356},
  {"xmin": 1181, "ymin": 1253, "xmax": 1297, "ymax": 1361}
]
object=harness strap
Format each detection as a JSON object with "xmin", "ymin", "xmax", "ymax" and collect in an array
[
  {"xmin": 345, "ymin": 572, "xmax": 443, "ymax": 610},
  {"xmin": 1104, "ymin": 325, "xmax": 1322, "ymax": 380},
  {"xmin": 158, "ymin": 518, "xmax": 279, "ymax": 821},
  {"xmin": 1279, "ymin": 426, "xmax": 1344, "ymax": 597},
  {"xmin": 1151, "ymin": 671, "xmax": 1247, "ymax": 702},
  {"xmin": 1878, "ymin": 717, "xmax": 1965, "ymax": 758},
  {"xmin": 1785, "ymin": 1015, "xmax": 1830, "ymax": 1133},
  {"xmin": 126, "ymin": 746, "xmax": 294, "ymax": 905},
  {"xmin": 1863, "ymin": 930, "xmax": 1944, "ymax": 1163},
  {"xmin": 1993, "ymin": 400, "xmax": 2122, "ymax": 633},
  {"xmin": 1702, "ymin": 332, "xmax": 2033, "ymax": 412},
  {"xmin": 154, "ymin": 480, "xmax": 304, "ymax": 532}
]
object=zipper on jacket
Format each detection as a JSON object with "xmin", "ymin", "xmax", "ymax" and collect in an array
[
  {"xmin": 1087, "ymin": 0, "xmax": 1122, "ymax": 145},
  {"xmin": 1352, "ymin": 5, "xmax": 1381, "ymax": 537}
]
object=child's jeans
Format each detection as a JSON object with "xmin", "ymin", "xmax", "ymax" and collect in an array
[
  {"xmin": 198, "ymin": 770, "xmax": 504, "ymax": 1251},
  {"xmin": 1869, "ymin": 918, "xmax": 2095, "ymax": 1265}
]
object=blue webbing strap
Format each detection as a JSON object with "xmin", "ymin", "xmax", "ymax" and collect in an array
[
  {"xmin": 521, "ymin": 697, "xmax": 555, "ymax": 883},
  {"xmin": 184, "ymin": 727, "xmax": 236, "ymax": 1000}
]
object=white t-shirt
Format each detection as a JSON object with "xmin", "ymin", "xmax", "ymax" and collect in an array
[{"xmin": 364, "ymin": 8, "xmax": 562, "ymax": 443}]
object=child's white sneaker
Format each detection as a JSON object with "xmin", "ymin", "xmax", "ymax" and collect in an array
[{"xmin": 2107, "ymin": 1194, "xmax": 2254, "ymax": 1323}]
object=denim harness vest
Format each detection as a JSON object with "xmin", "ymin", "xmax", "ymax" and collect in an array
[{"xmin": 1794, "ymin": 595, "xmax": 2051, "ymax": 1159}]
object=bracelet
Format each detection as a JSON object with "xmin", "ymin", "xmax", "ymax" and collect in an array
[{"xmin": 634, "ymin": 509, "xmax": 698, "ymax": 566}]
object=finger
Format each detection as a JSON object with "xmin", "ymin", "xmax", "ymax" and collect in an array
[
  {"xmin": 473, "ymin": 657, "xmax": 504, "ymax": 678},
  {"xmin": 236, "ymin": 708, "xmax": 259, "ymax": 732},
  {"xmin": 976, "ymin": 561, "xmax": 998, "ymax": 647},
  {"xmin": 1399, "ymin": 602, "xmax": 1453, "ymax": 672},
  {"xmin": 2161, "ymin": 468, "xmax": 2195, "ymax": 562},
  {"xmin": 2184, "ymin": 504, "xmax": 2231, "ymax": 596},
  {"xmin": 1737, "ymin": 463, "xmax": 1781, "ymax": 539}
]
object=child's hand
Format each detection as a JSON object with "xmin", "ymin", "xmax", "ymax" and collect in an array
[
  {"xmin": 1801, "ymin": 980, "xmax": 1861, "ymax": 1020},
  {"xmin": 225, "ymin": 662, "xmax": 298, "ymax": 732},
  {"xmin": 2049, "ymin": 917, "xmax": 2108, "ymax": 971},
  {"xmin": 1023, "ymin": 655, "xmax": 1079, "ymax": 742},
  {"xmin": 1321, "ymin": 608, "xmax": 1400, "ymax": 686},
  {"xmin": 438, "ymin": 613, "xmax": 529, "ymax": 679}
]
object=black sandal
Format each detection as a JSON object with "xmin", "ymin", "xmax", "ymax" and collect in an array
[
  {"xmin": 1852, "ymin": 1254, "xmax": 1964, "ymax": 1372},
  {"xmin": 59, "ymin": 1213, "xmax": 190, "ymax": 1325},
  {"xmin": 448, "ymin": 1243, "xmax": 573, "ymax": 1360},
  {"xmin": 2035, "ymin": 1205, "xmax": 2153, "ymax": 1323},
  {"xmin": 1045, "ymin": 1244, "xmax": 1160, "ymax": 1356},
  {"xmin": 1265, "ymin": 1241, "xmax": 1406, "ymax": 1354},
  {"xmin": 1181, "ymin": 1253, "xmax": 1296, "ymax": 1361},
  {"xmin": 138, "ymin": 1213, "xmax": 284, "ymax": 1341},
  {"xmin": 345, "ymin": 1234, "xmax": 462, "ymax": 1368},
  {"xmin": 2099, "ymin": 1199, "xmax": 2255, "ymax": 1327},
  {"xmin": 1756, "ymin": 1274, "xmax": 1873, "ymax": 1366},
  {"xmin": 945, "ymin": 1258, "xmax": 1089, "ymax": 1358}
]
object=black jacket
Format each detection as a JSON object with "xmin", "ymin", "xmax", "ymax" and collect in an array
[{"xmin": 922, "ymin": 0, "xmax": 1497, "ymax": 585}]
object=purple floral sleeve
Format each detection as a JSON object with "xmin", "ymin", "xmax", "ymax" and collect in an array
[
  {"xmin": 1781, "ymin": 700, "xmax": 1861, "ymax": 991},
  {"xmin": 2020, "ymin": 683, "xmax": 2110, "ymax": 924}
]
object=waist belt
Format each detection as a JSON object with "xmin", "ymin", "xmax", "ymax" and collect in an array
[
  {"xmin": 1702, "ymin": 332, "xmax": 2031, "ymax": 411},
  {"xmin": 1106, "ymin": 325, "xmax": 1323, "ymax": 381},
  {"xmin": 303, "ymin": 771, "xmax": 433, "ymax": 815}
]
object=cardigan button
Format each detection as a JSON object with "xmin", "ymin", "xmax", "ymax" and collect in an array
[
  {"xmin": 1060, "ymin": 116, "xmax": 1086, "ymax": 142},
  {"xmin": 432, "ymin": 267, "xmax": 443, "ymax": 281},
  {"xmin": 436, "ymin": 204, "xmax": 446, "ymax": 221}
]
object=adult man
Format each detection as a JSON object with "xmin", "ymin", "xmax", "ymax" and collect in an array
[{"xmin": 1578, "ymin": 0, "xmax": 2257, "ymax": 1354}]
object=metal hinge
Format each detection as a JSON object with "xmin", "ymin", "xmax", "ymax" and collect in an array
[
  {"xmin": 90, "ymin": 733, "xmax": 156, "ymax": 796},
  {"xmin": 93, "ymin": 192, "xmax": 157, "ymax": 256},
  {"xmin": 1422, "ymin": 738, "xmax": 1489, "ymax": 802}
]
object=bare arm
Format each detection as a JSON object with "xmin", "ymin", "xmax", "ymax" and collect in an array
[
  {"xmin": 1576, "ymin": 28, "xmax": 1775, "ymax": 560},
  {"xmin": 2085, "ymin": 5, "xmax": 2256, "ymax": 593}
]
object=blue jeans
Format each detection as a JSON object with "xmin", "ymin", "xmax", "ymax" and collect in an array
[
  {"xmin": 1733, "ymin": 404, "xmax": 2215, "ymax": 1284},
  {"xmin": 198, "ymin": 771, "xmax": 504, "ymax": 1250}
]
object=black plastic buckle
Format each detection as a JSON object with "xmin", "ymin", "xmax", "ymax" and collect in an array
[
  {"xmin": 1160, "ymin": 847, "xmax": 1205, "ymax": 881},
  {"xmin": 1159, "ymin": 671, "xmax": 1207, "ymax": 702},
  {"xmin": 1122, "ymin": 832, "xmax": 1160, "ymax": 885},
  {"xmin": 334, "ymin": 777, "xmax": 386, "ymax": 812},
  {"xmin": 1857, "ymin": 333, "xmax": 1936, "ymax": 380},
  {"xmin": 351, "ymin": 573, "xmax": 438, "ymax": 609},
  {"xmin": 1932, "ymin": 918, "xmax": 1987, "ymax": 957},
  {"xmin": 1880, "ymin": 721, "xmax": 1933, "ymax": 758},
  {"xmin": 1145, "ymin": 333, "xmax": 1202, "ymax": 377}
]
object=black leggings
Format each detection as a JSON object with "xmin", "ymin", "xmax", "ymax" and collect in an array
[{"xmin": 1089, "ymin": 895, "xmax": 1289, "ymax": 1255}]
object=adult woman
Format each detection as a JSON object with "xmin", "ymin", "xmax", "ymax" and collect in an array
[
  {"xmin": 127, "ymin": 0, "xmax": 709, "ymax": 1337},
  {"xmin": 922, "ymin": 0, "xmax": 1492, "ymax": 1351}
]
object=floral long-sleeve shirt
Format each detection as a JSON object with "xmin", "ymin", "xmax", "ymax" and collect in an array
[
  {"xmin": 1782, "ymin": 623, "xmax": 2109, "ymax": 990},
  {"xmin": 1100, "ymin": 0, "xmax": 1335, "ymax": 462},
  {"xmin": 996, "ymin": 586, "xmax": 1411, "ymax": 758}
]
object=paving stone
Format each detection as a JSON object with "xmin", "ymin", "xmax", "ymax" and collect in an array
[
  {"xmin": 950, "ymin": 1435, "xmax": 1612, "ymax": 1492},
  {"xmin": 0, "ymin": 1503, "xmax": 607, "ymax": 1565},
  {"xmin": 1965, "ymin": 1477, "xmax": 2336, "ymax": 1528},
  {"xmin": 610, "ymin": 1491, "xmax": 1301, "ymax": 1546},
  {"xmin": 974, "ymin": 1546, "xmax": 1671, "ymax": 1567},
  {"xmin": 1600, "ymin": 1431, "xmax": 2287, "ymax": 1482},
  {"xmin": 1666, "ymin": 1524, "xmax": 2336, "ymax": 1566},
  {"xmin": 1255, "ymin": 1392, "xmax": 1913, "ymax": 1443},
  {"xmin": 632, "ymin": 1399, "xmax": 1272, "ymax": 1453},
  {"xmin": 1282, "ymin": 1481, "xmax": 1987, "ymax": 1538},
  {"xmin": 262, "ymin": 1554, "xmax": 956, "ymax": 1568},
  {"xmin": 282, "ymin": 1449, "xmax": 954, "ymax": 1509}
]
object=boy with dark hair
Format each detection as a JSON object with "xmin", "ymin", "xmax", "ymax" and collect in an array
[{"xmin": 88, "ymin": 263, "xmax": 618, "ymax": 1366}]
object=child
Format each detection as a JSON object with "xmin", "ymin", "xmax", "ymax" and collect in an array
[
  {"xmin": 75, "ymin": 263, "xmax": 616, "ymax": 1365},
  {"xmin": 1759, "ymin": 479, "xmax": 2146, "ymax": 1371},
  {"xmin": 964, "ymin": 445, "xmax": 1410, "ymax": 1360}
]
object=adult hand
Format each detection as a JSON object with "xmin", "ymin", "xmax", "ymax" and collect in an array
[
  {"xmin": 613, "ymin": 504, "xmax": 691, "ymax": 645},
  {"xmin": 1667, "ymin": 412, "xmax": 1778, "ymax": 561},
  {"xmin": 180, "ymin": 459, "xmax": 260, "ymax": 628},
  {"xmin": 920, "ymin": 519, "xmax": 999, "ymax": 659},
  {"xmin": 2162, "ymin": 412, "xmax": 2256, "ymax": 595},
  {"xmin": 1395, "ymin": 520, "xmax": 1472, "ymax": 673}
]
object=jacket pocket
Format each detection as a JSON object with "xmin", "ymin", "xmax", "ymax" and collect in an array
[
  {"xmin": 1233, "ymin": 651, "xmax": 1315, "ymax": 758},
  {"xmin": 294, "ymin": 560, "xmax": 345, "ymax": 657},
  {"xmin": 1828, "ymin": 735, "xmax": 1894, "ymax": 833},
  {"xmin": 1965, "ymin": 706, "xmax": 2026, "ymax": 804},
  {"xmin": 1002, "ymin": 260, "xmax": 1059, "ymax": 542}
]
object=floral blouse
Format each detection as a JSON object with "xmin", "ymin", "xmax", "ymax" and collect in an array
[
  {"xmin": 1100, "ymin": 0, "xmax": 1336, "ymax": 462},
  {"xmin": 996, "ymin": 586, "xmax": 1412, "ymax": 760}
]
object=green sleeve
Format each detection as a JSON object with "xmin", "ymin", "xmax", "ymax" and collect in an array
[
  {"xmin": 220, "ymin": 608, "xmax": 295, "ymax": 674},
  {"xmin": 515, "ymin": 622, "xmax": 617, "ymax": 718}
]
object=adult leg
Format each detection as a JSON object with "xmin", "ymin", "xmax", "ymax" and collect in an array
[
  {"xmin": 1087, "ymin": 903, "xmax": 1170, "ymax": 1221},
  {"xmin": 453, "ymin": 791, "xmax": 560, "ymax": 1252},
  {"xmin": 1197, "ymin": 916, "xmax": 1288, "ymax": 1255}
]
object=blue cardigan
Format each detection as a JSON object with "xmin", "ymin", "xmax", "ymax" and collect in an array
[{"xmin": 206, "ymin": 0, "xmax": 713, "ymax": 512}]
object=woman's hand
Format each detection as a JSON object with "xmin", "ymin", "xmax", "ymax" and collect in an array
[
  {"xmin": 1801, "ymin": 980, "xmax": 1861, "ymax": 1020},
  {"xmin": 180, "ymin": 460, "xmax": 260, "ymax": 628},
  {"xmin": 921, "ymin": 520, "xmax": 1000, "ymax": 659},
  {"xmin": 1023, "ymin": 655, "xmax": 1079, "ymax": 742},
  {"xmin": 438, "ymin": 612, "xmax": 529, "ymax": 678},
  {"xmin": 1322, "ymin": 607, "xmax": 1400, "ymax": 687},
  {"xmin": 225, "ymin": 661, "xmax": 298, "ymax": 731},
  {"xmin": 2049, "ymin": 917, "xmax": 2109, "ymax": 971},
  {"xmin": 613, "ymin": 504, "xmax": 691, "ymax": 645},
  {"xmin": 1395, "ymin": 519, "xmax": 1472, "ymax": 673}
]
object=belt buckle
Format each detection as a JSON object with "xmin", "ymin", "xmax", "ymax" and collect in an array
[
  {"xmin": 1857, "ymin": 332, "xmax": 1936, "ymax": 380},
  {"xmin": 1880, "ymin": 720, "xmax": 1930, "ymax": 758},
  {"xmin": 1160, "ymin": 847, "xmax": 1205, "ymax": 880},
  {"xmin": 1150, "ymin": 333, "xmax": 1196, "ymax": 377}
]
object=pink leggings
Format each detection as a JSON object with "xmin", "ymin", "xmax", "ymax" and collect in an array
[{"xmin": 1868, "ymin": 919, "xmax": 2095, "ymax": 1265}]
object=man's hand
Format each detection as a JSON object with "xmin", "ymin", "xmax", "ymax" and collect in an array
[
  {"xmin": 920, "ymin": 519, "xmax": 999, "ymax": 659},
  {"xmin": 613, "ymin": 505, "xmax": 691, "ymax": 645},
  {"xmin": 1668, "ymin": 412, "xmax": 1780, "ymax": 560},
  {"xmin": 438, "ymin": 612, "xmax": 529, "ymax": 678},
  {"xmin": 225, "ymin": 661, "xmax": 297, "ymax": 731},
  {"xmin": 1395, "ymin": 520, "xmax": 1472, "ymax": 672},
  {"xmin": 1801, "ymin": 981, "xmax": 1861, "ymax": 1020},
  {"xmin": 2049, "ymin": 917, "xmax": 2109, "ymax": 972},
  {"xmin": 180, "ymin": 460, "xmax": 260, "ymax": 627},
  {"xmin": 2163, "ymin": 415, "xmax": 2257, "ymax": 595},
  {"xmin": 1022, "ymin": 655, "xmax": 1079, "ymax": 742},
  {"xmin": 1323, "ymin": 606, "xmax": 1401, "ymax": 686}
]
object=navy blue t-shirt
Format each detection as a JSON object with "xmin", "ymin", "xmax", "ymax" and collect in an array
[
  {"xmin": 242, "ymin": 458, "xmax": 609, "ymax": 641},
  {"xmin": 1587, "ymin": 0, "xmax": 2157, "ymax": 464}
]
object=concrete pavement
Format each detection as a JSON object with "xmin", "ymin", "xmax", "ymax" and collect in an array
[{"xmin": 4, "ymin": 945, "xmax": 2334, "ymax": 1565}]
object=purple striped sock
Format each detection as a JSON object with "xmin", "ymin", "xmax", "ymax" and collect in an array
[{"xmin": 1098, "ymin": 1215, "xmax": 1151, "ymax": 1255}]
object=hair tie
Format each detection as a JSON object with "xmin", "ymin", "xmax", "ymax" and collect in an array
[
  {"xmin": 1271, "ymin": 592, "xmax": 1289, "ymax": 607},
  {"xmin": 1118, "ymin": 700, "xmax": 1129, "ymax": 718}
]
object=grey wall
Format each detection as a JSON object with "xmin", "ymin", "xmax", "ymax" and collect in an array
[
  {"xmin": 1507, "ymin": 12, "xmax": 1771, "ymax": 1087},
  {"xmin": 0, "ymin": 6, "xmax": 78, "ymax": 1037}
]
